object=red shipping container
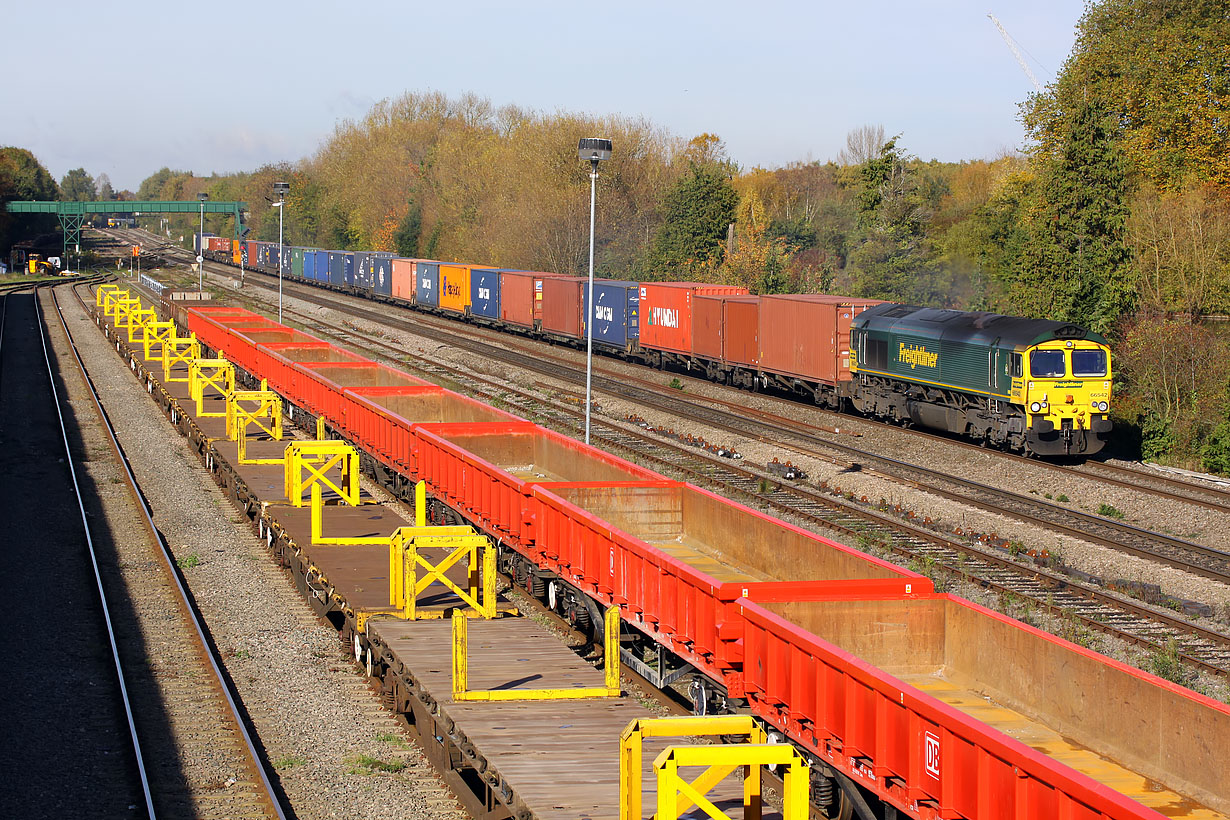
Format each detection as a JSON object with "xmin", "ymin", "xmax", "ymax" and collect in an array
[
  {"xmin": 692, "ymin": 294, "xmax": 760, "ymax": 364},
  {"xmin": 540, "ymin": 276, "xmax": 585, "ymax": 339},
  {"xmin": 758, "ymin": 294, "xmax": 883, "ymax": 384},
  {"xmin": 498, "ymin": 271, "xmax": 573, "ymax": 329},
  {"xmin": 639, "ymin": 282, "xmax": 748, "ymax": 356},
  {"xmin": 391, "ymin": 258, "xmax": 416, "ymax": 302}
]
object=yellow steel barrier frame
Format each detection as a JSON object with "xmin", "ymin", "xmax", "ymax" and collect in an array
[
  {"xmin": 391, "ymin": 527, "xmax": 495, "ymax": 619},
  {"xmin": 126, "ymin": 306, "xmax": 157, "ymax": 343},
  {"xmin": 96, "ymin": 283, "xmax": 123, "ymax": 307},
  {"xmin": 162, "ymin": 334, "xmax": 201, "ymax": 384},
  {"xmin": 284, "ymin": 439, "xmax": 360, "ymax": 508},
  {"xmin": 620, "ymin": 715, "xmax": 768, "ymax": 820},
  {"xmin": 101, "ymin": 289, "xmax": 131, "ymax": 317},
  {"xmin": 452, "ymin": 606, "xmax": 621, "ymax": 701},
  {"xmin": 111, "ymin": 297, "xmax": 141, "ymax": 329},
  {"xmin": 189, "ymin": 357, "xmax": 234, "ymax": 417},
  {"xmin": 229, "ymin": 389, "xmax": 284, "ymax": 465},
  {"xmin": 141, "ymin": 320, "xmax": 176, "ymax": 363},
  {"xmin": 654, "ymin": 743, "xmax": 809, "ymax": 820}
]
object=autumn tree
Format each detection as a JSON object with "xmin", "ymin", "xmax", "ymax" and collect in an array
[
  {"xmin": 721, "ymin": 189, "xmax": 791, "ymax": 293},
  {"xmin": 0, "ymin": 147, "xmax": 59, "ymax": 252},
  {"xmin": 647, "ymin": 136, "xmax": 740, "ymax": 278},
  {"xmin": 1022, "ymin": 0, "xmax": 1230, "ymax": 189}
]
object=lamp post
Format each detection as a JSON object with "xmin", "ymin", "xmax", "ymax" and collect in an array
[
  {"xmin": 273, "ymin": 181, "xmax": 289, "ymax": 323},
  {"xmin": 197, "ymin": 192, "xmax": 209, "ymax": 291},
  {"xmin": 578, "ymin": 138, "xmax": 613, "ymax": 445}
]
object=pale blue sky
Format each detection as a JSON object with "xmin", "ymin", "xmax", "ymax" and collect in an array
[{"xmin": 2, "ymin": 1, "xmax": 1084, "ymax": 192}]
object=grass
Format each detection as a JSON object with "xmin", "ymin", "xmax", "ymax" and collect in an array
[
  {"xmin": 374, "ymin": 732, "xmax": 407, "ymax": 747},
  {"xmin": 1145, "ymin": 640, "xmax": 1193, "ymax": 686},
  {"xmin": 346, "ymin": 753, "xmax": 406, "ymax": 775},
  {"xmin": 176, "ymin": 553, "xmax": 201, "ymax": 569},
  {"xmin": 1056, "ymin": 493, "xmax": 1069, "ymax": 503},
  {"xmin": 275, "ymin": 754, "xmax": 308, "ymax": 769},
  {"xmin": 1097, "ymin": 503, "xmax": 1125, "ymax": 519},
  {"xmin": 668, "ymin": 378, "xmax": 684, "ymax": 391}
]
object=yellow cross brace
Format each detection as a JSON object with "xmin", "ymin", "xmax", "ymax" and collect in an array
[
  {"xmin": 126, "ymin": 306, "xmax": 157, "ymax": 343},
  {"xmin": 620, "ymin": 715, "xmax": 768, "ymax": 820},
  {"xmin": 141, "ymin": 320, "xmax": 176, "ymax": 363},
  {"xmin": 101, "ymin": 288, "xmax": 132, "ymax": 317},
  {"xmin": 228, "ymin": 387, "xmax": 284, "ymax": 464},
  {"xmin": 654, "ymin": 743, "xmax": 809, "ymax": 820},
  {"xmin": 189, "ymin": 357, "xmax": 235, "ymax": 417},
  {"xmin": 162, "ymin": 333, "xmax": 201, "ymax": 383},
  {"xmin": 111, "ymin": 297, "xmax": 141, "ymax": 330},
  {"xmin": 452, "ymin": 605, "xmax": 621, "ymax": 701},
  {"xmin": 96, "ymin": 283, "xmax": 124, "ymax": 307},
  {"xmin": 285, "ymin": 439, "xmax": 360, "ymax": 508}
]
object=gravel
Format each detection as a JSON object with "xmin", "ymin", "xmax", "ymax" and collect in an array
[{"xmin": 61, "ymin": 284, "xmax": 465, "ymax": 820}]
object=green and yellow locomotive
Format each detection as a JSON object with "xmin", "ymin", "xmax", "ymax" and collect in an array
[{"xmin": 849, "ymin": 304, "xmax": 1112, "ymax": 456}]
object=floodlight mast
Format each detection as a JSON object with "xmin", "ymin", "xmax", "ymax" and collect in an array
[
  {"xmin": 578, "ymin": 138, "xmax": 612, "ymax": 445},
  {"xmin": 273, "ymin": 182, "xmax": 290, "ymax": 323},
  {"xmin": 197, "ymin": 192, "xmax": 209, "ymax": 290}
]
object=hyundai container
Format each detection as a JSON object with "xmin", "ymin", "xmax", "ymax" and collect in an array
[{"xmin": 639, "ymin": 282, "xmax": 749, "ymax": 357}]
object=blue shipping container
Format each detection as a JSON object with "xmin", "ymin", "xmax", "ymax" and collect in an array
[
  {"xmin": 416, "ymin": 262, "xmax": 440, "ymax": 307},
  {"xmin": 470, "ymin": 268, "xmax": 502, "ymax": 319},
  {"xmin": 583, "ymin": 279, "xmax": 640, "ymax": 347},
  {"xmin": 373, "ymin": 255, "xmax": 394, "ymax": 296},
  {"xmin": 328, "ymin": 251, "xmax": 346, "ymax": 286},
  {"xmin": 353, "ymin": 252, "xmax": 372, "ymax": 291},
  {"xmin": 304, "ymin": 249, "xmax": 317, "ymax": 281},
  {"xmin": 280, "ymin": 246, "xmax": 292, "ymax": 278},
  {"xmin": 313, "ymin": 250, "xmax": 329, "ymax": 282}
]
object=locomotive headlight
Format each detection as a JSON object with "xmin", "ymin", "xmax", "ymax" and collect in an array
[
  {"xmin": 1097, "ymin": 401, "xmax": 1108, "ymax": 412},
  {"xmin": 1030, "ymin": 402, "xmax": 1041, "ymax": 413}
]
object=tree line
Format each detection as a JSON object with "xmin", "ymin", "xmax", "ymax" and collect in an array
[{"xmin": 3, "ymin": 0, "xmax": 1225, "ymax": 471}]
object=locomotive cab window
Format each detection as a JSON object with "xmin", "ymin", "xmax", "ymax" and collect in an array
[
  {"xmin": 1010, "ymin": 353, "xmax": 1023, "ymax": 378},
  {"xmin": 1071, "ymin": 349, "xmax": 1107, "ymax": 377},
  {"xmin": 1030, "ymin": 350, "xmax": 1065, "ymax": 377}
]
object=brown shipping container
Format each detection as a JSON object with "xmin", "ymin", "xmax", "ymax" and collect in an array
[
  {"xmin": 392, "ymin": 258, "xmax": 416, "ymax": 301},
  {"xmin": 722, "ymin": 295, "xmax": 760, "ymax": 367},
  {"xmin": 540, "ymin": 276, "xmax": 585, "ymax": 339},
  {"xmin": 758, "ymin": 294, "xmax": 883, "ymax": 384},
  {"xmin": 692, "ymin": 295, "xmax": 724, "ymax": 360}
]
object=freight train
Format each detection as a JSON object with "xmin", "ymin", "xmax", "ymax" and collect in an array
[
  {"xmin": 200, "ymin": 236, "xmax": 1113, "ymax": 456},
  {"xmin": 172, "ymin": 300, "xmax": 1227, "ymax": 820}
]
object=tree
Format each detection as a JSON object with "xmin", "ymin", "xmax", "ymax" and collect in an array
[
  {"xmin": 0, "ymin": 147, "xmax": 59, "ymax": 253},
  {"xmin": 837, "ymin": 124, "xmax": 886, "ymax": 167},
  {"xmin": 1017, "ymin": 99, "xmax": 1134, "ymax": 333},
  {"xmin": 96, "ymin": 173, "xmax": 115, "ymax": 201},
  {"xmin": 393, "ymin": 202, "xmax": 422, "ymax": 257},
  {"xmin": 1022, "ymin": 0, "xmax": 1230, "ymax": 189},
  {"xmin": 722, "ymin": 189, "xmax": 791, "ymax": 293},
  {"xmin": 60, "ymin": 168, "xmax": 95, "ymax": 201},
  {"xmin": 647, "ymin": 161, "xmax": 739, "ymax": 277}
]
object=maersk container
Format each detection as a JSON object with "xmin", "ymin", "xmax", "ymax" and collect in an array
[
  {"xmin": 470, "ymin": 267, "xmax": 501, "ymax": 320},
  {"xmin": 416, "ymin": 261, "xmax": 440, "ymax": 307},
  {"xmin": 638, "ymin": 282, "xmax": 748, "ymax": 356},
  {"xmin": 758, "ymin": 294, "xmax": 882, "ymax": 384},
  {"xmin": 372, "ymin": 254, "xmax": 394, "ymax": 296},
  {"xmin": 540, "ymin": 276, "xmax": 585, "ymax": 339},
  {"xmin": 582, "ymin": 279, "xmax": 639, "ymax": 348},
  {"xmin": 392, "ymin": 258, "xmax": 416, "ymax": 301}
]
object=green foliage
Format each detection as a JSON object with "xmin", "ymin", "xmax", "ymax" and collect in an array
[
  {"xmin": 59, "ymin": 168, "xmax": 95, "ymax": 201},
  {"xmin": 393, "ymin": 201, "xmax": 422, "ymax": 257},
  {"xmin": 1097, "ymin": 503, "xmax": 1125, "ymax": 519},
  {"xmin": 1200, "ymin": 418, "xmax": 1230, "ymax": 476},
  {"xmin": 1022, "ymin": 0, "xmax": 1230, "ymax": 189},
  {"xmin": 0, "ymin": 146, "xmax": 59, "ymax": 252},
  {"xmin": 647, "ymin": 161, "xmax": 739, "ymax": 276}
]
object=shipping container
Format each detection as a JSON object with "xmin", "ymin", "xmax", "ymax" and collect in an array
[
  {"xmin": 583, "ymin": 279, "xmax": 639, "ymax": 348},
  {"xmin": 231, "ymin": 239, "xmax": 242, "ymax": 266},
  {"xmin": 694, "ymin": 294, "xmax": 760, "ymax": 365},
  {"xmin": 327, "ymin": 251, "xmax": 354, "ymax": 287},
  {"xmin": 639, "ymin": 283, "xmax": 749, "ymax": 357},
  {"xmin": 243, "ymin": 240, "xmax": 257, "ymax": 267},
  {"xmin": 740, "ymin": 593, "xmax": 1230, "ymax": 820},
  {"xmin": 470, "ymin": 267, "xmax": 501, "ymax": 320},
  {"xmin": 540, "ymin": 275, "xmax": 585, "ymax": 339},
  {"xmin": 758, "ymin": 294, "xmax": 882, "ymax": 384},
  {"xmin": 302, "ymin": 248, "xmax": 316, "ymax": 281},
  {"xmin": 280, "ymin": 245, "xmax": 292, "ymax": 279},
  {"xmin": 353, "ymin": 251, "xmax": 372, "ymax": 290},
  {"xmin": 496, "ymin": 271, "xmax": 571, "ymax": 329},
  {"xmin": 439, "ymin": 264, "xmax": 487, "ymax": 315},
  {"xmin": 416, "ymin": 261, "xmax": 440, "ymax": 307},
  {"xmin": 312, "ymin": 250, "xmax": 328, "ymax": 282},
  {"xmin": 392, "ymin": 258, "xmax": 416, "ymax": 302},
  {"xmin": 372, "ymin": 254, "xmax": 394, "ymax": 296}
]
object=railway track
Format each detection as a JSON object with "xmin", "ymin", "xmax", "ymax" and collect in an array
[
  {"xmin": 47, "ymin": 281, "xmax": 287, "ymax": 820},
  {"xmin": 122, "ymin": 247, "xmax": 1230, "ymax": 679}
]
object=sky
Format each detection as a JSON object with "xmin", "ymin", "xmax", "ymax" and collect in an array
[{"xmin": 2, "ymin": 0, "xmax": 1086, "ymax": 193}]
